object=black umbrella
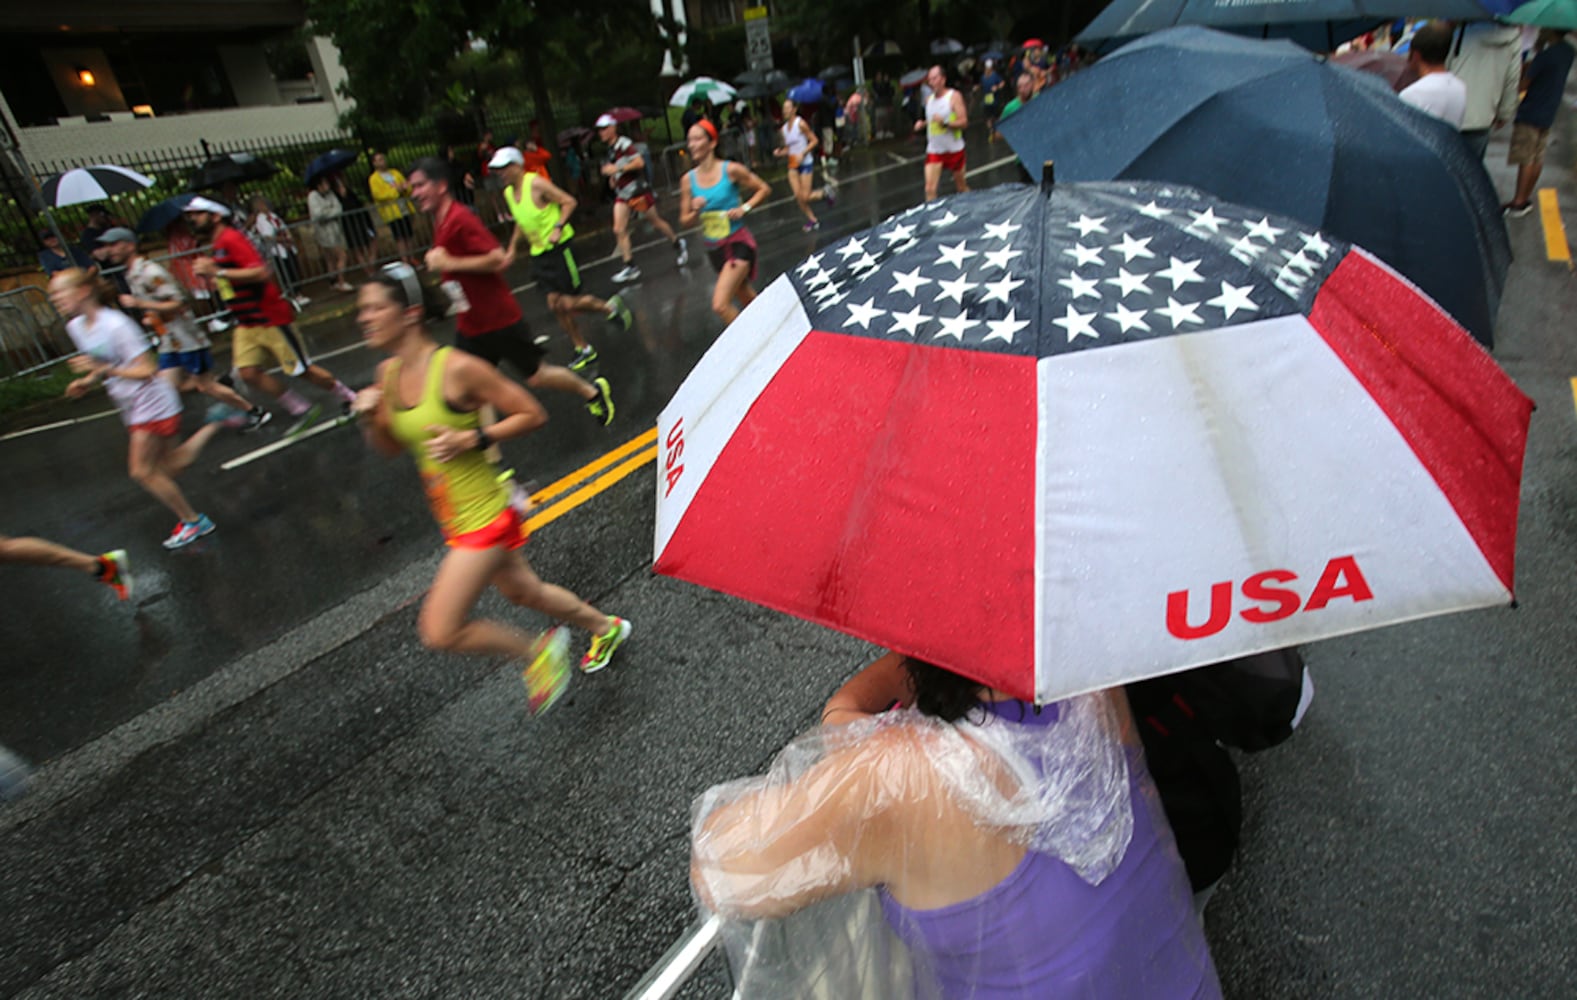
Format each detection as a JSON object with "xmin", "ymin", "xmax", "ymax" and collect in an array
[
  {"xmin": 303, "ymin": 148, "xmax": 360, "ymax": 188},
  {"xmin": 1077, "ymin": 0, "xmax": 1492, "ymax": 51},
  {"xmin": 135, "ymin": 193, "xmax": 197, "ymax": 234},
  {"xmin": 188, "ymin": 152, "xmax": 280, "ymax": 192},
  {"xmin": 998, "ymin": 27, "xmax": 1511, "ymax": 346}
]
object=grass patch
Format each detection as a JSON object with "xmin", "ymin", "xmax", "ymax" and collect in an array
[{"xmin": 0, "ymin": 366, "xmax": 74, "ymax": 417}]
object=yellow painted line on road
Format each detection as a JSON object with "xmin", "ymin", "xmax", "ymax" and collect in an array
[
  {"xmin": 526, "ymin": 444, "xmax": 657, "ymax": 533},
  {"xmin": 1570, "ymin": 377, "xmax": 1577, "ymax": 417},
  {"xmin": 529, "ymin": 427, "xmax": 657, "ymax": 507},
  {"xmin": 1538, "ymin": 188, "xmax": 1571, "ymax": 265}
]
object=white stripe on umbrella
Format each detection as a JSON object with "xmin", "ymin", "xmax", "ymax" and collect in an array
[
  {"xmin": 44, "ymin": 164, "xmax": 156, "ymax": 207},
  {"xmin": 670, "ymin": 77, "xmax": 738, "ymax": 106}
]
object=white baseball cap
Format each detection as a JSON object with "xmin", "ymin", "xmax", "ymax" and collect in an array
[
  {"xmin": 487, "ymin": 146, "xmax": 525, "ymax": 169},
  {"xmin": 183, "ymin": 196, "xmax": 231, "ymax": 217},
  {"xmin": 595, "ymin": 114, "xmax": 618, "ymax": 128}
]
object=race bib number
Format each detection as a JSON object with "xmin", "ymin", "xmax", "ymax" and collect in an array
[
  {"xmin": 700, "ymin": 211, "xmax": 732, "ymax": 241},
  {"xmin": 213, "ymin": 275, "xmax": 235, "ymax": 300}
]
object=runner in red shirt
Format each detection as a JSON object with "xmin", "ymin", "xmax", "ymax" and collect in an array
[
  {"xmin": 184, "ymin": 197, "xmax": 358, "ymax": 435},
  {"xmin": 408, "ymin": 157, "xmax": 614, "ymax": 425}
]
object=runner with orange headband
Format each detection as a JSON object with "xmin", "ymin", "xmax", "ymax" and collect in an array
[{"xmin": 679, "ymin": 119, "xmax": 771, "ymax": 324}]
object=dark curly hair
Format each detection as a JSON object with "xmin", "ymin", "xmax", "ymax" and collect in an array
[{"xmin": 902, "ymin": 657, "xmax": 989, "ymax": 724}]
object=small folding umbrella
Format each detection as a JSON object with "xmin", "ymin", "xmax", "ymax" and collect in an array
[
  {"xmin": 997, "ymin": 27, "xmax": 1511, "ymax": 347},
  {"xmin": 899, "ymin": 68, "xmax": 929, "ymax": 88},
  {"xmin": 788, "ymin": 79, "xmax": 825, "ymax": 105},
  {"xmin": 864, "ymin": 40, "xmax": 904, "ymax": 57},
  {"xmin": 188, "ymin": 152, "xmax": 279, "ymax": 192},
  {"xmin": 135, "ymin": 193, "xmax": 197, "ymax": 234},
  {"xmin": 1504, "ymin": 0, "xmax": 1577, "ymax": 28},
  {"xmin": 930, "ymin": 38, "xmax": 966, "ymax": 55},
  {"xmin": 302, "ymin": 148, "xmax": 360, "ymax": 188},
  {"xmin": 1330, "ymin": 48, "xmax": 1417, "ymax": 91},
  {"xmin": 603, "ymin": 106, "xmax": 644, "ymax": 123},
  {"xmin": 671, "ymin": 76, "xmax": 739, "ymax": 106},
  {"xmin": 39, "ymin": 164, "xmax": 156, "ymax": 207},
  {"xmin": 654, "ymin": 181, "xmax": 1531, "ymax": 703},
  {"xmin": 1075, "ymin": 0, "xmax": 1493, "ymax": 51}
]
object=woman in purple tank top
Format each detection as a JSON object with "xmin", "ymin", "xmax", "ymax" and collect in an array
[{"xmin": 691, "ymin": 653, "xmax": 1221, "ymax": 999}]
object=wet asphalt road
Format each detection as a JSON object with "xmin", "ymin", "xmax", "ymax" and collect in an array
[{"xmin": 3, "ymin": 125, "xmax": 1576, "ymax": 1000}]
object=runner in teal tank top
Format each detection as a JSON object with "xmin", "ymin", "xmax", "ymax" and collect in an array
[
  {"xmin": 493, "ymin": 147, "xmax": 633, "ymax": 373},
  {"xmin": 679, "ymin": 120, "xmax": 771, "ymax": 324},
  {"xmin": 351, "ymin": 264, "xmax": 632, "ymax": 715}
]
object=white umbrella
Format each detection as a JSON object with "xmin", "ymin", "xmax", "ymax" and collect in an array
[
  {"xmin": 670, "ymin": 76, "xmax": 739, "ymax": 106},
  {"xmin": 39, "ymin": 164, "xmax": 156, "ymax": 207}
]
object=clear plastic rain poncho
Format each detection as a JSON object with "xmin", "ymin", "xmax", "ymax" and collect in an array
[{"xmin": 690, "ymin": 692, "xmax": 1219, "ymax": 999}]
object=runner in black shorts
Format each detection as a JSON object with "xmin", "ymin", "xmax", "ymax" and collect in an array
[{"xmin": 494, "ymin": 147, "xmax": 632, "ymax": 372}]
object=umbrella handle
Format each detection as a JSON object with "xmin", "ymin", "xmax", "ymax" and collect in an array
[{"xmin": 1041, "ymin": 161, "xmax": 1055, "ymax": 193}]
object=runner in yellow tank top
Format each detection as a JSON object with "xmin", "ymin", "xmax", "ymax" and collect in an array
[
  {"xmin": 352, "ymin": 264, "xmax": 632, "ymax": 715},
  {"xmin": 494, "ymin": 148, "xmax": 631, "ymax": 373}
]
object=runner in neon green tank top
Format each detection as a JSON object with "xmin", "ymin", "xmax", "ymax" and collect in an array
[
  {"xmin": 352, "ymin": 264, "xmax": 632, "ymax": 715},
  {"xmin": 494, "ymin": 148, "xmax": 632, "ymax": 373}
]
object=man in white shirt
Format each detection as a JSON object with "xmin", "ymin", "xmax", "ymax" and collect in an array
[{"xmin": 1398, "ymin": 21, "xmax": 1468, "ymax": 128}]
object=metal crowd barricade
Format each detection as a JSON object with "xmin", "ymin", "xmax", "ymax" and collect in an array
[{"xmin": 0, "ymin": 284, "xmax": 74, "ymax": 379}]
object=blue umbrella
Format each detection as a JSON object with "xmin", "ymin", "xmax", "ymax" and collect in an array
[
  {"xmin": 1076, "ymin": 0, "xmax": 1494, "ymax": 52},
  {"xmin": 303, "ymin": 148, "xmax": 361, "ymax": 188},
  {"xmin": 135, "ymin": 193, "xmax": 197, "ymax": 234},
  {"xmin": 788, "ymin": 78, "xmax": 824, "ymax": 105},
  {"xmin": 998, "ymin": 27, "xmax": 1510, "ymax": 347}
]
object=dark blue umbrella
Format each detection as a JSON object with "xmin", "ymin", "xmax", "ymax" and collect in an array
[
  {"xmin": 135, "ymin": 193, "xmax": 197, "ymax": 234},
  {"xmin": 788, "ymin": 78, "xmax": 824, "ymax": 105},
  {"xmin": 998, "ymin": 27, "xmax": 1510, "ymax": 347},
  {"xmin": 303, "ymin": 148, "xmax": 360, "ymax": 187},
  {"xmin": 1076, "ymin": 0, "xmax": 1494, "ymax": 52}
]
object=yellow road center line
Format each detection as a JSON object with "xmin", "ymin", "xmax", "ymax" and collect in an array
[
  {"xmin": 1570, "ymin": 377, "xmax": 1577, "ymax": 417},
  {"xmin": 528, "ymin": 426, "xmax": 657, "ymax": 506},
  {"xmin": 1537, "ymin": 188, "xmax": 1570, "ymax": 264},
  {"xmin": 526, "ymin": 445, "xmax": 657, "ymax": 533}
]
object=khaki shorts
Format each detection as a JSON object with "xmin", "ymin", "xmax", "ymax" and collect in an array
[
  {"xmin": 1508, "ymin": 123, "xmax": 1550, "ymax": 167},
  {"xmin": 232, "ymin": 324, "xmax": 306, "ymax": 375}
]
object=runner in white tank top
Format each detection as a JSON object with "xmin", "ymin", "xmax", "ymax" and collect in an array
[
  {"xmin": 914, "ymin": 64, "xmax": 970, "ymax": 201},
  {"xmin": 774, "ymin": 98, "xmax": 838, "ymax": 231}
]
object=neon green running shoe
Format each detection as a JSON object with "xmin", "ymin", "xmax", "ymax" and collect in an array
[
  {"xmin": 580, "ymin": 616, "xmax": 631, "ymax": 674},
  {"xmin": 523, "ymin": 627, "xmax": 571, "ymax": 716}
]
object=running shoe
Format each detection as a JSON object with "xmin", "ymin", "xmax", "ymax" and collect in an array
[
  {"xmin": 285, "ymin": 403, "xmax": 322, "ymax": 438},
  {"xmin": 289, "ymin": 294, "xmax": 312, "ymax": 310},
  {"xmin": 823, "ymin": 178, "xmax": 839, "ymax": 206},
  {"xmin": 675, "ymin": 238, "xmax": 690, "ymax": 267},
  {"xmin": 568, "ymin": 345, "xmax": 599, "ymax": 372},
  {"xmin": 586, "ymin": 377, "xmax": 615, "ymax": 427},
  {"xmin": 98, "ymin": 549, "xmax": 133, "ymax": 601},
  {"xmin": 1503, "ymin": 201, "xmax": 1534, "ymax": 219},
  {"xmin": 612, "ymin": 264, "xmax": 642, "ymax": 284},
  {"xmin": 579, "ymin": 616, "xmax": 632, "ymax": 674},
  {"xmin": 523, "ymin": 626, "xmax": 571, "ymax": 717},
  {"xmin": 241, "ymin": 408, "xmax": 273, "ymax": 434},
  {"xmin": 606, "ymin": 293, "xmax": 632, "ymax": 331},
  {"xmin": 163, "ymin": 514, "xmax": 216, "ymax": 550},
  {"xmin": 205, "ymin": 402, "xmax": 248, "ymax": 428}
]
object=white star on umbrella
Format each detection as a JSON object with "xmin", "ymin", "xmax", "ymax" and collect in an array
[
  {"xmin": 1154, "ymin": 297, "xmax": 1204, "ymax": 327},
  {"xmin": 1105, "ymin": 302, "xmax": 1151, "ymax": 334},
  {"xmin": 812, "ymin": 280, "xmax": 846, "ymax": 304},
  {"xmin": 935, "ymin": 241, "xmax": 978, "ymax": 270},
  {"xmin": 803, "ymin": 268, "xmax": 834, "ymax": 289},
  {"xmin": 795, "ymin": 253, "xmax": 825, "ymax": 275},
  {"xmin": 1064, "ymin": 243, "xmax": 1105, "ymax": 268},
  {"xmin": 983, "ymin": 308, "xmax": 1031, "ymax": 344},
  {"xmin": 1057, "ymin": 272, "xmax": 1102, "ymax": 299},
  {"xmin": 1185, "ymin": 207, "xmax": 1224, "ymax": 235},
  {"xmin": 1154, "ymin": 256, "xmax": 1205, "ymax": 290},
  {"xmin": 981, "ymin": 274, "xmax": 1025, "ymax": 305},
  {"xmin": 845, "ymin": 297, "xmax": 886, "ymax": 330},
  {"xmin": 1069, "ymin": 214, "xmax": 1109, "ymax": 237},
  {"xmin": 1112, "ymin": 233, "xmax": 1156, "ymax": 263},
  {"xmin": 1243, "ymin": 217, "xmax": 1286, "ymax": 242},
  {"xmin": 1137, "ymin": 201, "xmax": 1172, "ymax": 219},
  {"xmin": 890, "ymin": 267, "xmax": 933, "ymax": 297},
  {"xmin": 835, "ymin": 236, "xmax": 868, "ymax": 260},
  {"xmin": 934, "ymin": 275, "xmax": 977, "ymax": 304},
  {"xmin": 888, "ymin": 305, "xmax": 932, "ymax": 337},
  {"xmin": 850, "ymin": 253, "xmax": 881, "ymax": 275},
  {"xmin": 930, "ymin": 210, "xmax": 959, "ymax": 227},
  {"xmin": 1206, "ymin": 282, "xmax": 1259, "ymax": 320},
  {"xmin": 933, "ymin": 313, "xmax": 979, "ymax": 341},
  {"xmin": 879, "ymin": 223, "xmax": 918, "ymax": 245},
  {"xmin": 1299, "ymin": 232, "xmax": 1333, "ymax": 258},
  {"xmin": 1282, "ymin": 249, "xmax": 1319, "ymax": 274},
  {"xmin": 982, "ymin": 220, "xmax": 1022, "ymax": 241},
  {"xmin": 1052, "ymin": 303, "xmax": 1099, "ymax": 341},
  {"xmin": 1228, "ymin": 236, "xmax": 1266, "ymax": 261},
  {"xmin": 1104, "ymin": 267, "xmax": 1152, "ymax": 298},
  {"xmin": 981, "ymin": 247, "xmax": 1023, "ymax": 271}
]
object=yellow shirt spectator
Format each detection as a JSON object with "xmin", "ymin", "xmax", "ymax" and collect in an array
[{"xmin": 368, "ymin": 161, "xmax": 412, "ymax": 223}]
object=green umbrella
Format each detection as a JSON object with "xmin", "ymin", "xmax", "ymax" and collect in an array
[
  {"xmin": 1505, "ymin": 0, "xmax": 1577, "ymax": 28},
  {"xmin": 669, "ymin": 76, "xmax": 738, "ymax": 106}
]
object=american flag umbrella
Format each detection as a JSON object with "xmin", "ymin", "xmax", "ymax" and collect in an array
[{"xmin": 654, "ymin": 181, "xmax": 1532, "ymax": 703}]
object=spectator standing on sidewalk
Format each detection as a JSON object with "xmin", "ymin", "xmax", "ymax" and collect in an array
[
  {"xmin": 1448, "ymin": 21, "xmax": 1523, "ymax": 159},
  {"xmin": 37, "ymin": 228, "xmax": 91, "ymax": 276},
  {"xmin": 307, "ymin": 176, "xmax": 354, "ymax": 293},
  {"xmin": 246, "ymin": 194, "xmax": 307, "ymax": 309},
  {"xmin": 369, "ymin": 152, "xmax": 419, "ymax": 266},
  {"xmin": 1398, "ymin": 21, "xmax": 1468, "ymax": 128},
  {"xmin": 333, "ymin": 174, "xmax": 378, "ymax": 278},
  {"xmin": 1503, "ymin": 30, "xmax": 1577, "ymax": 217}
]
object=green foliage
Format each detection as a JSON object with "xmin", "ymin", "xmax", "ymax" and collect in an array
[{"xmin": 0, "ymin": 366, "xmax": 73, "ymax": 415}]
